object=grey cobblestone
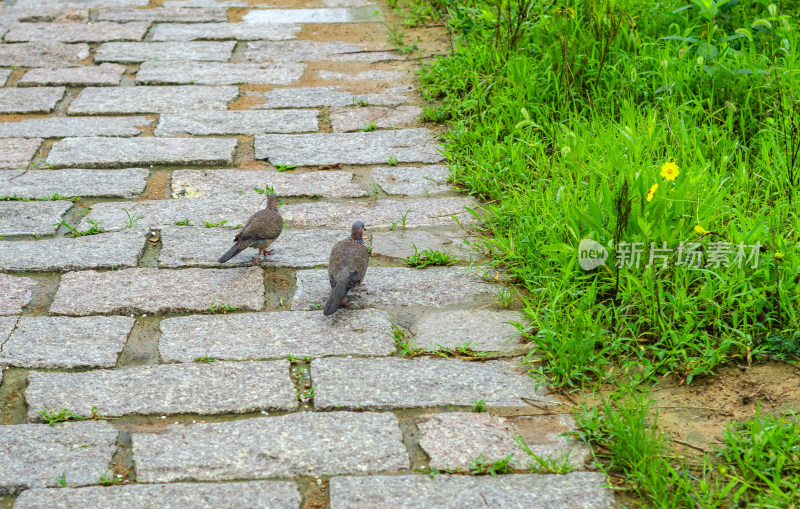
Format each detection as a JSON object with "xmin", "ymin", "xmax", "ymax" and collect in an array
[
  {"xmin": 0, "ymin": 138, "xmax": 41, "ymax": 169},
  {"xmin": 171, "ymin": 169, "xmax": 363, "ymax": 198},
  {"xmin": 4, "ymin": 21, "xmax": 149, "ymax": 42},
  {"xmin": 47, "ymin": 137, "xmax": 236, "ymax": 168},
  {"xmin": 95, "ymin": 41, "xmax": 235, "ymax": 63},
  {"xmin": 0, "ymin": 201, "xmax": 72, "ymax": 236},
  {"xmin": 0, "ymin": 274, "xmax": 36, "ymax": 316},
  {"xmin": 242, "ymin": 7, "xmax": 384, "ymax": 23},
  {"xmin": 151, "ymin": 22, "xmax": 300, "ymax": 41},
  {"xmin": 68, "ymin": 85, "xmax": 238, "ymax": 114},
  {"xmin": 0, "ymin": 231, "xmax": 146, "ymax": 271},
  {"xmin": 371, "ymin": 165, "xmax": 452, "ymax": 195},
  {"xmin": 251, "ymin": 85, "xmax": 410, "ymax": 108},
  {"xmin": 155, "ymin": 110, "xmax": 317, "ymax": 135},
  {"xmin": 0, "ymin": 43, "xmax": 90, "ymax": 67},
  {"xmin": 0, "ymin": 117, "xmax": 149, "ymax": 138},
  {"xmin": 136, "ymin": 61, "xmax": 304, "ymax": 85},
  {"xmin": 0, "ymin": 87, "xmax": 65, "ymax": 114},
  {"xmin": 245, "ymin": 40, "xmax": 400, "ymax": 62},
  {"xmin": 18, "ymin": 63, "xmax": 126, "ymax": 87},
  {"xmin": 330, "ymin": 106, "xmax": 422, "ymax": 132},
  {"xmin": 98, "ymin": 7, "xmax": 227, "ymax": 22}
]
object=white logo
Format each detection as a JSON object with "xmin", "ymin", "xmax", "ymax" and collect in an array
[{"xmin": 578, "ymin": 239, "xmax": 608, "ymax": 270}]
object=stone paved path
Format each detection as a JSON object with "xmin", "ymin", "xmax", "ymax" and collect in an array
[{"xmin": 0, "ymin": 1, "xmax": 614, "ymax": 507}]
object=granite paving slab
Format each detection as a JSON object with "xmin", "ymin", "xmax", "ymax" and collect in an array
[
  {"xmin": 0, "ymin": 43, "xmax": 90, "ymax": 67},
  {"xmin": 245, "ymin": 40, "xmax": 400, "ymax": 62},
  {"xmin": 370, "ymin": 229, "xmax": 475, "ymax": 260},
  {"xmin": 291, "ymin": 266, "xmax": 494, "ymax": 310},
  {"xmin": 0, "ymin": 87, "xmax": 65, "ymax": 113},
  {"xmin": 0, "ymin": 168, "xmax": 147, "ymax": 199},
  {"xmin": 4, "ymin": 21, "xmax": 149, "ymax": 42},
  {"xmin": 280, "ymin": 197, "xmax": 475, "ymax": 228},
  {"xmin": 371, "ymin": 165, "xmax": 452, "ymax": 195},
  {"xmin": 18, "ymin": 63, "xmax": 126, "ymax": 86},
  {"xmin": 14, "ymin": 482, "xmax": 302, "ymax": 509},
  {"xmin": 0, "ymin": 200, "xmax": 72, "ymax": 236},
  {"xmin": 312, "ymin": 357, "xmax": 556, "ymax": 410},
  {"xmin": 251, "ymin": 85, "xmax": 410, "ymax": 108},
  {"xmin": 159, "ymin": 308, "xmax": 393, "ymax": 361},
  {"xmin": 0, "ymin": 68, "xmax": 12, "ymax": 86},
  {"xmin": 318, "ymin": 69, "xmax": 403, "ymax": 81},
  {"xmin": 155, "ymin": 110, "xmax": 317, "ymax": 135},
  {"xmin": 159, "ymin": 226, "xmax": 342, "ymax": 268},
  {"xmin": 417, "ymin": 412, "xmax": 591, "ymax": 471},
  {"xmin": 413, "ymin": 310, "xmax": 525, "ymax": 353},
  {"xmin": 0, "ymin": 316, "xmax": 18, "ymax": 344},
  {"xmin": 163, "ymin": 0, "xmax": 247, "ymax": 6},
  {"xmin": 14, "ymin": 0, "xmax": 148, "ymax": 6},
  {"xmin": 0, "ymin": 231, "xmax": 146, "ymax": 272},
  {"xmin": 328, "ymin": 473, "xmax": 615, "ymax": 509},
  {"xmin": 0, "ymin": 274, "xmax": 35, "ymax": 315},
  {"xmin": 0, "ymin": 138, "xmax": 41, "ymax": 169},
  {"xmin": 151, "ymin": 22, "xmax": 300, "ymax": 41},
  {"xmin": 0, "ymin": 316, "xmax": 133, "ymax": 369},
  {"xmin": 95, "ymin": 41, "xmax": 235, "ymax": 62},
  {"xmin": 49, "ymin": 267, "xmax": 264, "ymax": 316},
  {"xmin": 255, "ymin": 129, "xmax": 442, "ymax": 165},
  {"xmin": 78, "ymin": 194, "xmax": 264, "ymax": 231},
  {"xmin": 136, "ymin": 61, "xmax": 304, "ymax": 86},
  {"xmin": 242, "ymin": 7, "xmax": 383, "ymax": 23},
  {"xmin": 26, "ymin": 360, "xmax": 296, "ymax": 418},
  {"xmin": 331, "ymin": 106, "xmax": 422, "ymax": 132},
  {"xmin": 68, "ymin": 85, "xmax": 238, "ymax": 114},
  {"xmin": 171, "ymin": 169, "xmax": 363, "ymax": 198},
  {"xmin": 132, "ymin": 412, "xmax": 408, "ymax": 482},
  {"xmin": 0, "ymin": 422, "xmax": 117, "ymax": 495},
  {"xmin": 98, "ymin": 7, "xmax": 227, "ymax": 22},
  {"xmin": 0, "ymin": 116, "xmax": 149, "ymax": 138},
  {"xmin": 47, "ymin": 137, "xmax": 236, "ymax": 168}
]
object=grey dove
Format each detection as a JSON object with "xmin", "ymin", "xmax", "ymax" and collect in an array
[
  {"xmin": 324, "ymin": 221, "xmax": 369, "ymax": 316},
  {"xmin": 218, "ymin": 193, "xmax": 283, "ymax": 265}
]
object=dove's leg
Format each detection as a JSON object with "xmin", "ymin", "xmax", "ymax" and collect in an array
[
  {"xmin": 252, "ymin": 252, "xmax": 262, "ymax": 265},
  {"xmin": 340, "ymin": 299, "xmax": 350, "ymax": 308},
  {"xmin": 263, "ymin": 249, "xmax": 275, "ymax": 255}
]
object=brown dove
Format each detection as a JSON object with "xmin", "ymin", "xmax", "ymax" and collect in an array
[
  {"xmin": 218, "ymin": 193, "xmax": 283, "ymax": 266},
  {"xmin": 324, "ymin": 221, "xmax": 369, "ymax": 316}
]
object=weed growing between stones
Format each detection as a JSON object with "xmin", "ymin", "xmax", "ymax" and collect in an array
[
  {"xmin": 208, "ymin": 302, "xmax": 237, "ymax": 314},
  {"xmin": 54, "ymin": 219, "xmax": 105, "ymax": 237},
  {"xmin": 514, "ymin": 435, "xmax": 574, "ymax": 474},
  {"xmin": 471, "ymin": 399, "xmax": 486, "ymax": 412},
  {"xmin": 403, "ymin": 244, "xmax": 456, "ymax": 268}
]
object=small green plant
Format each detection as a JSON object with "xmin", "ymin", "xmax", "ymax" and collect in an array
[
  {"xmin": 403, "ymin": 244, "xmax": 456, "ymax": 268},
  {"xmin": 38, "ymin": 409, "xmax": 87, "ymax": 426},
  {"xmin": 1, "ymin": 192, "xmax": 78, "ymax": 201},
  {"xmin": 54, "ymin": 219, "xmax": 105, "ymax": 237},
  {"xmin": 53, "ymin": 472, "xmax": 67, "ymax": 488},
  {"xmin": 208, "ymin": 302, "xmax": 236, "ymax": 314},
  {"xmin": 202, "ymin": 220, "xmax": 228, "ymax": 228},
  {"xmin": 514, "ymin": 435, "xmax": 573, "ymax": 473},
  {"xmin": 174, "ymin": 218, "xmax": 191, "ymax": 226},
  {"xmin": 391, "ymin": 321, "xmax": 424, "ymax": 357},
  {"xmin": 275, "ymin": 164, "xmax": 296, "ymax": 172},
  {"xmin": 472, "ymin": 399, "xmax": 486, "ymax": 412},
  {"xmin": 254, "ymin": 185, "xmax": 275, "ymax": 195},
  {"xmin": 308, "ymin": 303, "xmax": 322, "ymax": 310},
  {"xmin": 98, "ymin": 470, "xmax": 124, "ymax": 486},
  {"xmin": 286, "ymin": 354, "xmax": 298, "ymax": 362},
  {"xmin": 468, "ymin": 454, "xmax": 515, "ymax": 476},
  {"xmin": 422, "ymin": 106, "xmax": 450, "ymax": 123},
  {"xmin": 298, "ymin": 388, "xmax": 315, "ymax": 402},
  {"xmin": 496, "ymin": 285, "xmax": 513, "ymax": 308},
  {"xmin": 194, "ymin": 353, "xmax": 216, "ymax": 363},
  {"xmin": 360, "ymin": 121, "xmax": 378, "ymax": 132},
  {"xmin": 121, "ymin": 207, "xmax": 144, "ymax": 229},
  {"xmin": 388, "ymin": 155, "xmax": 399, "ymax": 165},
  {"xmin": 352, "ymin": 96, "xmax": 369, "ymax": 107},
  {"xmin": 370, "ymin": 183, "xmax": 380, "ymax": 199}
]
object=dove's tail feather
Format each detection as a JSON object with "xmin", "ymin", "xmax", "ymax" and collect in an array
[
  {"xmin": 324, "ymin": 279, "xmax": 349, "ymax": 316},
  {"xmin": 218, "ymin": 239, "xmax": 249, "ymax": 263}
]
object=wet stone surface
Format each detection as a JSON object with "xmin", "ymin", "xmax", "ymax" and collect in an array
[
  {"xmin": 413, "ymin": 310, "xmax": 526, "ymax": 353},
  {"xmin": 255, "ymin": 129, "xmax": 443, "ymax": 166},
  {"xmin": 0, "ymin": 87, "xmax": 65, "ymax": 113},
  {"xmin": 291, "ymin": 266, "xmax": 493, "ymax": 310},
  {"xmin": 417, "ymin": 412, "xmax": 592, "ymax": 471},
  {"xmin": 0, "ymin": 42, "xmax": 90, "ymax": 67},
  {"xmin": 0, "ymin": 274, "xmax": 36, "ymax": 316},
  {"xmin": 155, "ymin": 110, "xmax": 317, "ymax": 135},
  {"xmin": 251, "ymin": 85, "xmax": 410, "ymax": 109},
  {"xmin": 0, "ymin": 200, "xmax": 72, "ymax": 236},
  {"xmin": 26, "ymin": 361, "xmax": 297, "ymax": 418},
  {"xmin": 159, "ymin": 308, "xmax": 394, "ymax": 361},
  {"xmin": 328, "ymin": 473, "xmax": 615, "ymax": 509},
  {"xmin": 245, "ymin": 40, "xmax": 400, "ymax": 62},
  {"xmin": 0, "ymin": 168, "xmax": 149, "ymax": 198},
  {"xmin": 151, "ymin": 22, "xmax": 300, "ymax": 41},
  {"xmin": 132, "ymin": 412, "xmax": 408, "ymax": 482},
  {"xmin": 68, "ymin": 85, "xmax": 238, "ymax": 114},
  {"xmin": 0, "ymin": 316, "xmax": 134, "ymax": 369},
  {"xmin": 371, "ymin": 165, "xmax": 452, "ymax": 195},
  {"xmin": 171, "ymin": 169, "xmax": 363, "ymax": 198},
  {"xmin": 331, "ymin": 106, "xmax": 422, "ymax": 132},
  {"xmin": 136, "ymin": 61, "xmax": 305, "ymax": 86},
  {"xmin": 4, "ymin": 21, "xmax": 149, "ymax": 43},
  {"xmin": 0, "ymin": 138, "xmax": 41, "ymax": 169},
  {"xmin": 14, "ymin": 482, "xmax": 303, "ymax": 509},
  {"xmin": 49, "ymin": 267, "xmax": 265, "ymax": 316},
  {"xmin": 312, "ymin": 357, "xmax": 557, "ymax": 410},
  {"xmin": 0, "ymin": 421, "xmax": 117, "ymax": 495},
  {"xmin": 159, "ymin": 225, "xmax": 344, "ymax": 268},
  {"xmin": 18, "ymin": 63, "xmax": 127, "ymax": 87},
  {"xmin": 0, "ymin": 231, "xmax": 146, "ymax": 272},
  {"xmin": 95, "ymin": 41, "xmax": 236, "ymax": 63},
  {"xmin": 0, "ymin": 116, "xmax": 149, "ymax": 138},
  {"xmin": 47, "ymin": 137, "xmax": 237, "ymax": 168}
]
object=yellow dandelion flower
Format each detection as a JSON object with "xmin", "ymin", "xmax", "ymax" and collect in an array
[
  {"xmin": 660, "ymin": 157, "xmax": 680, "ymax": 181},
  {"xmin": 774, "ymin": 251, "xmax": 784, "ymax": 261},
  {"xmin": 646, "ymin": 183, "xmax": 658, "ymax": 202},
  {"xmin": 694, "ymin": 225, "xmax": 710, "ymax": 235}
]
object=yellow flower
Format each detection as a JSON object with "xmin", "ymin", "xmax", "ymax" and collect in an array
[
  {"xmin": 660, "ymin": 157, "xmax": 680, "ymax": 181},
  {"xmin": 774, "ymin": 251, "xmax": 784, "ymax": 261},
  {"xmin": 694, "ymin": 225, "xmax": 710, "ymax": 235},
  {"xmin": 646, "ymin": 183, "xmax": 658, "ymax": 202},
  {"xmin": 554, "ymin": 6, "xmax": 575, "ymax": 18}
]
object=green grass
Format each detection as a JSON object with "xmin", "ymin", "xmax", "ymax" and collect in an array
[
  {"xmin": 37, "ymin": 409, "xmax": 87, "ymax": 426},
  {"xmin": 403, "ymin": 244, "xmax": 457, "ymax": 267},
  {"xmin": 53, "ymin": 220, "xmax": 105, "ymax": 237},
  {"xmin": 208, "ymin": 302, "xmax": 236, "ymax": 314},
  {"xmin": 419, "ymin": 0, "xmax": 800, "ymax": 390}
]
